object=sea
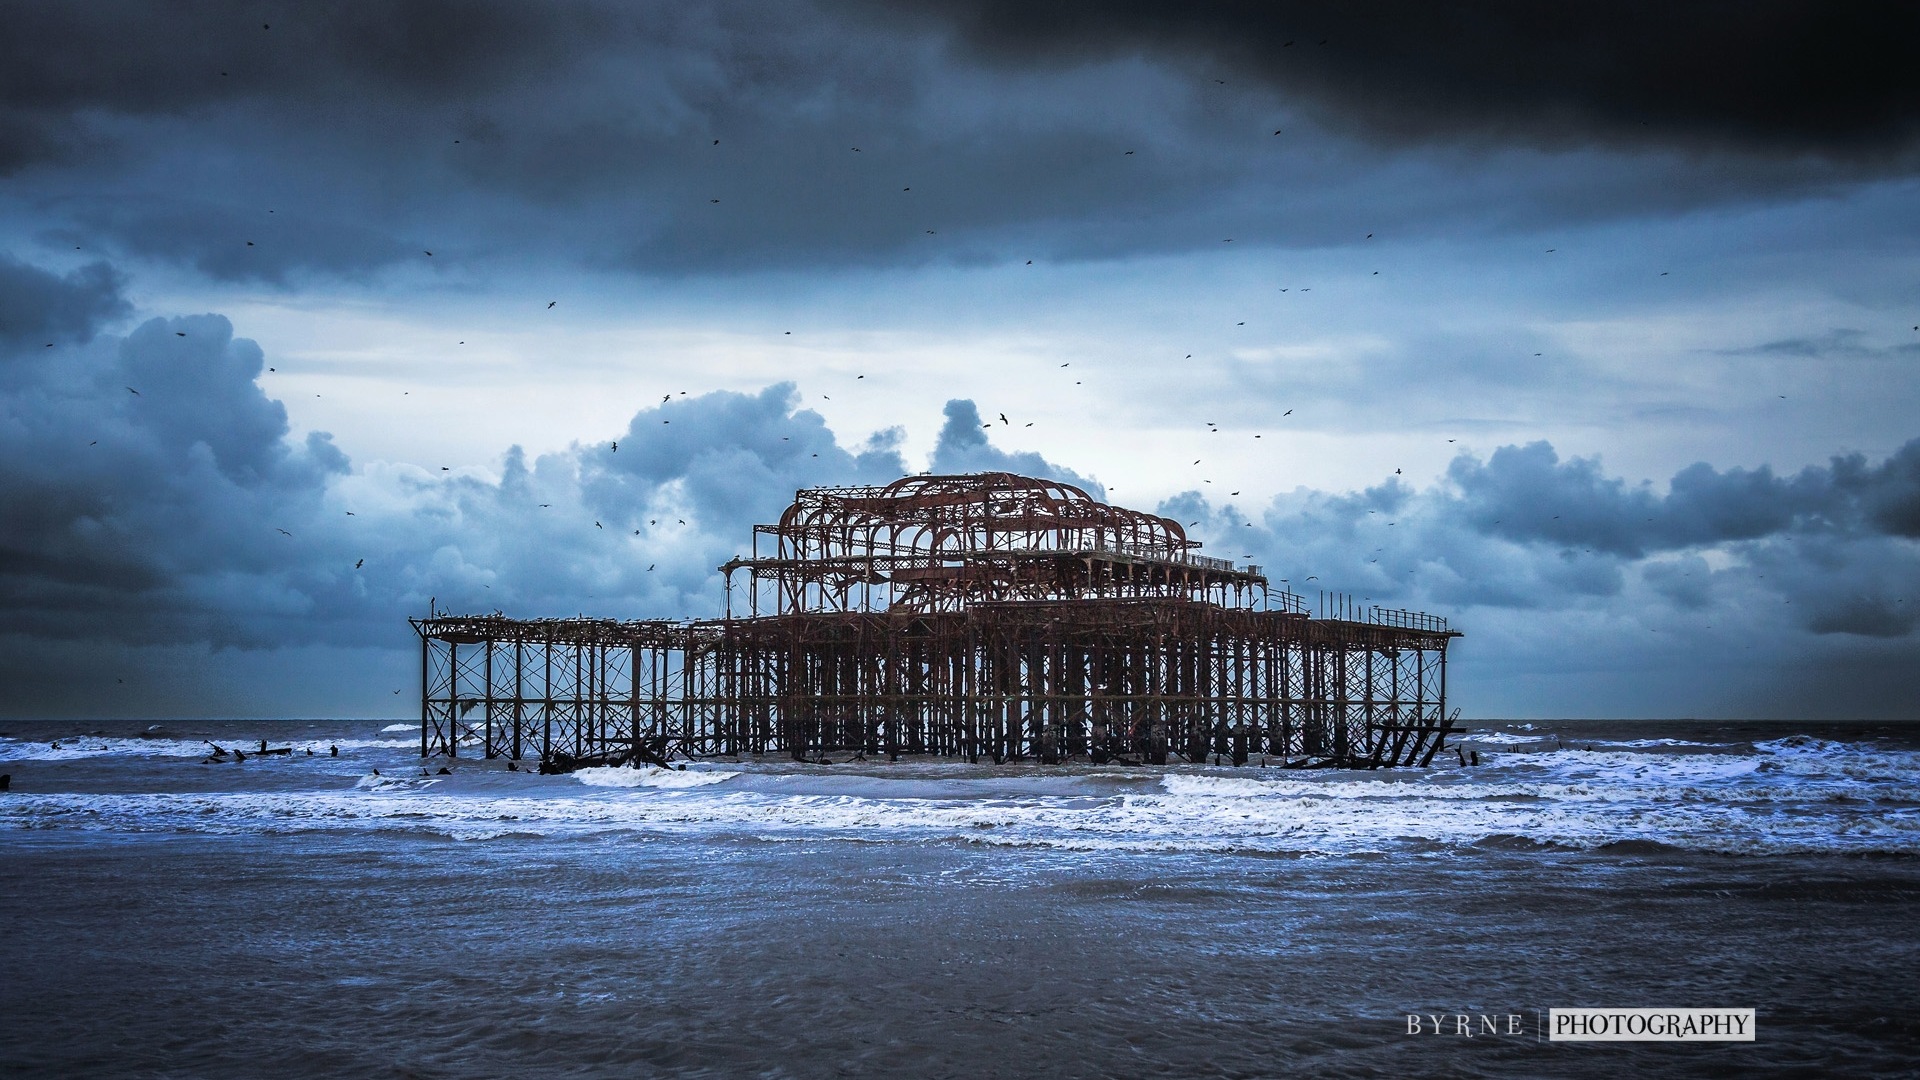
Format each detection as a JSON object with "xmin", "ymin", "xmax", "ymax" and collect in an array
[{"xmin": 2, "ymin": 717, "xmax": 1916, "ymax": 1079}]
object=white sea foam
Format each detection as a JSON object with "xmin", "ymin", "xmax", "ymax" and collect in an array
[
  {"xmin": 5, "ymin": 730, "xmax": 1917, "ymax": 857},
  {"xmin": 380, "ymin": 723, "xmax": 416, "ymax": 733},
  {"xmin": 1456, "ymin": 731, "xmax": 1560, "ymax": 746},
  {"xmin": 573, "ymin": 765, "xmax": 739, "ymax": 789}
]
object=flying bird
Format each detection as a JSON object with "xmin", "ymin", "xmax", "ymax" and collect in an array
[
  {"xmin": 424, "ymin": 250, "xmax": 433, "ymax": 256},
  {"xmin": 999, "ymin": 413, "xmax": 1008, "ymax": 424},
  {"xmin": 345, "ymin": 511, "xmax": 355, "ymax": 516},
  {"xmin": 1283, "ymin": 409, "xmax": 1291, "ymax": 416},
  {"xmin": 126, "ymin": 387, "xmax": 140, "ymax": 395},
  {"xmin": 355, "ymin": 559, "xmax": 364, "ymax": 569},
  {"xmin": 547, "ymin": 301, "xmax": 556, "ymax": 308},
  {"xmin": 595, "ymin": 521, "xmax": 602, "ymax": 529},
  {"xmin": 275, "ymin": 528, "xmax": 292, "ymax": 537},
  {"xmin": 611, "ymin": 441, "xmax": 618, "ymax": 452},
  {"xmin": 175, "ymin": 332, "xmax": 185, "ymax": 337}
]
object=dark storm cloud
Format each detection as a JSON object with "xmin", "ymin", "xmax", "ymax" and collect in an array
[
  {"xmin": 0, "ymin": 273, "xmax": 1105, "ymax": 670},
  {"xmin": 0, "ymin": 255, "xmax": 128, "ymax": 348},
  {"xmin": 1163, "ymin": 439, "xmax": 1920, "ymax": 641},
  {"xmin": 895, "ymin": 1, "xmax": 1920, "ymax": 158},
  {"xmin": 5, "ymin": 261, "xmax": 1113, "ymax": 656},
  {"xmin": 8, "ymin": 1, "xmax": 1908, "ymax": 283},
  {"xmin": 0, "ymin": 339, "xmax": 919, "ymax": 646},
  {"xmin": 0, "ymin": 1, "xmax": 577, "ymax": 139},
  {"xmin": 1446, "ymin": 439, "xmax": 1920, "ymax": 554},
  {"xmin": 0, "ymin": 301, "xmax": 349, "ymax": 644},
  {"xmin": 1, "ymin": 263, "xmax": 1914, "ymax": 719}
]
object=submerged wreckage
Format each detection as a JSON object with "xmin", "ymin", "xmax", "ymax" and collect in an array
[{"xmin": 413, "ymin": 472, "xmax": 1460, "ymax": 770}]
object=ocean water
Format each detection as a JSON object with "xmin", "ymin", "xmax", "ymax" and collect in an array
[{"xmin": 2, "ymin": 718, "xmax": 1916, "ymax": 1078}]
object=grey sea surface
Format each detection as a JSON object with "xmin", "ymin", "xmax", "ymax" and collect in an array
[{"xmin": 2, "ymin": 718, "xmax": 1917, "ymax": 1078}]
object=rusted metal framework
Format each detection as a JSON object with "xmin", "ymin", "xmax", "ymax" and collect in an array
[{"xmin": 414, "ymin": 473, "xmax": 1461, "ymax": 768}]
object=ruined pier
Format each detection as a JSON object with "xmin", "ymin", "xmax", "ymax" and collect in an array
[{"xmin": 414, "ymin": 473, "xmax": 1460, "ymax": 768}]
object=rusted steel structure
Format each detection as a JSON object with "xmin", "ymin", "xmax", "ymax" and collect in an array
[{"xmin": 413, "ymin": 473, "xmax": 1461, "ymax": 768}]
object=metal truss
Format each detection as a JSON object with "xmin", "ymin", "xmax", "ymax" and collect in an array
[{"xmin": 416, "ymin": 474, "xmax": 1460, "ymax": 768}]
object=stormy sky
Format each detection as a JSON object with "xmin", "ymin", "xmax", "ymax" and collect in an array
[{"xmin": 2, "ymin": 1, "xmax": 1917, "ymax": 719}]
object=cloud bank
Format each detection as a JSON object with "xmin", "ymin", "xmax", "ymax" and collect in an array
[
  {"xmin": 3, "ymin": 261, "xmax": 1914, "ymax": 716},
  {"xmin": 6, "ymin": 1, "xmax": 1914, "ymax": 286}
]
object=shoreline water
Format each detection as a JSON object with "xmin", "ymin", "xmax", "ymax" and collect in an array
[{"xmin": 3, "ymin": 717, "xmax": 1917, "ymax": 1077}]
